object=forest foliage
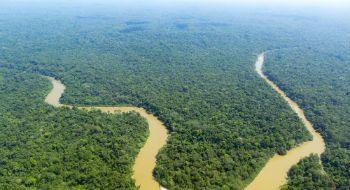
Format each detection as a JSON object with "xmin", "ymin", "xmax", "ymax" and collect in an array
[
  {"xmin": 0, "ymin": 69, "xmax": 148, "ymax": 189},
  {"xmin": 0, "ymin": 4, "xmax": 313, "ymax": 189},
  {"xmin": 281, "ymin": 154, "xmax": 334, "ymax": 190},
  {"xmin": 0, "ymin": 1, "xmax": 349, "ymax": 189},
  {"xmin": 265, "ymin": 26, "xmax": 350, "ymax": 188}
]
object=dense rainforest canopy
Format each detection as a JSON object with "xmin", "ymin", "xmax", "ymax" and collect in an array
[
  {"xmin": 0, "ymin": 1, "xmax": 349, "ymax": 189},
  {"xmin": 281, "ymin": 154, "xmax": 333, "ymax": 190},
  {"xmin": 0, "ymin": 69, "xmax": 148, "ymax": 189},
  {"xmin": 264, "ymin": 23, "xmax": 350, "ymax": 188}
]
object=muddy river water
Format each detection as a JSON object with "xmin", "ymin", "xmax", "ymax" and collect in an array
[
  {"xmin": 45, "ymin": 77, "xmax": 168, "ymax": 190},
  {"xmin": 44, "ymin": 52, "xmax": 325, "ymax": 190},
  {"xmin": 245, "ymin": 53, "xmax": 325, "ymax": 190}
]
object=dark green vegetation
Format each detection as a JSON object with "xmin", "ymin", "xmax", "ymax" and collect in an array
[
  {"xmin": 0, "ymin": 2, "xmax": 313, "ymax": 189},
  {"xmin": 265, "ymin": 20, "xmax": 350, "ymax": 188},
  {"xmin": 0, "ymin": 69, "xmax": 148, "ymax": 189},
  {"xmin": 282, "ymin": 154, "xmax": 334, "ymax": 190},
  {"xmin": 0, "ymin": 1, "xmax": 349, "ymax": 189}
]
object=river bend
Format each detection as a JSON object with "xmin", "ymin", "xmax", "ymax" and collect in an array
[
  {"xmin": 45, "ymin": 77, "xmax": 168, "ymax": 190},
  {"xmin": 44, "ymin": 53, "xmax": 325, "ymax": 190},
  {"xmin": 246, "ymin": 53, "xmax": 325, "ymax": 190}
]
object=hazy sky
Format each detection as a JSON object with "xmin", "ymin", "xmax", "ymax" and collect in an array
[
  {"xmin": 151, "ymin": 0, "xmax": 350, "ymax": 8},
  {"xmin": 2, "ymin": 0, "xmax": 350, "ymax": 15},
  {"xmin": 4, "ymin": 0, "xmax": 350, "ymax": 8}
]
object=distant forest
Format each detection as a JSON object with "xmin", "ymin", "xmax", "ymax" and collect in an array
[{"xmin": 0, "ymin": 1, "xmax": 349, "ymax": 189}]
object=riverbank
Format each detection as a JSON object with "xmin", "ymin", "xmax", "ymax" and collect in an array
[
  {"xmin": 45, "ymin": 77, "xmax": 168, "ymax": 190},
  {"xmin": 245, "ymin": 53, "xmax": 325, "ymax": 190}
]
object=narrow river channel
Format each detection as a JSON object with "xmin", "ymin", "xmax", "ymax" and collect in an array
[
  {"xmin": 45, "ymin": 77, "xmax": 168, "ymax": 190},
  {"xmin": 245, "ymin": 53, "xmax": 326, "ymax": 190},
  {"xmin": 44, "ymin": 52, "xmax": 325, "ymax": 190}
]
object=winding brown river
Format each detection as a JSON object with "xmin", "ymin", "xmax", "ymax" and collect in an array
[
  {"xmin": 245, "ymin": 53, "xmax": 326, "ymax": 190},
  {"xmin": 45, "ymin": 77, "xmax": 168, "ymax": 190},
  {"xmin": 44, "ymin": 52, "xmax": 325, "ymax": 190}
]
